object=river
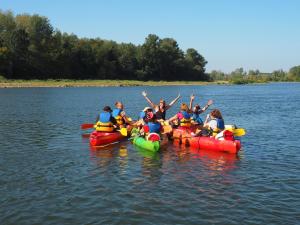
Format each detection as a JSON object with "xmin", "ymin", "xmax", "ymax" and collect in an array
[{"xmin": 0, "ymin": 83, "xmax": 299, "ymax": 224}]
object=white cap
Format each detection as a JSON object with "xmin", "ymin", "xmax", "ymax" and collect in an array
[{"xmin": 143, "ymin": 107, "xmax": 152, "ymax": 112}]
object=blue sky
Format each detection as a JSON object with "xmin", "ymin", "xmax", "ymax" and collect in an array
[{"xmin": 1, "ymin": 0, "xmax": 299, "ymax": 73}]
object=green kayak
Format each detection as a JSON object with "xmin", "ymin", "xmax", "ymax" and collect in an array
[{"xmin": 133, "ymin": 136, "xmax": 160, "ymax": 152}]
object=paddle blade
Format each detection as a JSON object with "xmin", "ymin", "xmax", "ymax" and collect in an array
[
  {"xmin": 119, "ymin": 128, "xmax": 128, "ymax": 136},
  {"xmin": 81, "ymin": 123, "xmax": 94, "ymax": 129},
  {"xmin": 162, "ymin": 125, "xmax": 172, "ymax": 134},
  {"xmin": 233, "ymin": 128, "xmax": 246, "ymax": 136}
]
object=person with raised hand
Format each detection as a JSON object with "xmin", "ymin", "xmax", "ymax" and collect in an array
[
  {"xmin": 189, "ymin": 94, "xmax": 213, "ymax": 126},
  {"xmin": 142, "ymin": 91, "xmax": 181, "ymax": 121}
]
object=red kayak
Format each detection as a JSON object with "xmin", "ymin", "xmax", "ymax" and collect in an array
[
  {"xmin": 189, "ymin": 136, "xmax": 241, "ymax": 154},
  {"xmin": 172, "ymin": 126, "xmax": 241, "ymax": 154},
  {"xmin": 89, "ymin": 130, "xmax": 124, "ymax": 147}
]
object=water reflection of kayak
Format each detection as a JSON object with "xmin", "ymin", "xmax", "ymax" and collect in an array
[{"xmin": 191, "ymin": 148, "xmax": 240, "ymax": 173}]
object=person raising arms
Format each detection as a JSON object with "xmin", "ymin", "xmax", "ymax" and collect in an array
[
  {"xmin": 189, "ymin": 94, "xmax": 213, "ymax": 126},
  {"xmin": 142, "ymin": 91, "xmax": 181, "ymax": 121}
]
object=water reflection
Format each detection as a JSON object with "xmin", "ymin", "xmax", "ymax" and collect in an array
[
  {"xmin": 134, "ymin": 146, "xmax": 162, "ymax": 184},
  {"xmin": 190, "ymin": 147, "xmax": 240, "ymax": 174},
  {"xmin": 118, "ymin": 145, "xmax": 129, "ymax": 175}
]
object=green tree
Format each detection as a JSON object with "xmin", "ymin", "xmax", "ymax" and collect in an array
[
  {"xmin": 288, "ymin": 65, "xmax": 300, "ymax": 81},
  {"xmin": 185, "ymin": 48, "xmax": 208, "ymax": 80}
]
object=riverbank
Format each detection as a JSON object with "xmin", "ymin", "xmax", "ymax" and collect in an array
[{"xmin": 0, "ymin": 79, "xmax": 229, "ymax": 88}]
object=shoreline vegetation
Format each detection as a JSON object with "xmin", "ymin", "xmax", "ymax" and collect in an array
[
  {"xmin": 0, "ymin": 78, "xmax": 299, "ymax": 88},
  {"xmin": 0, "ymin": 79, "xmax": 229, "ymax": 88}
]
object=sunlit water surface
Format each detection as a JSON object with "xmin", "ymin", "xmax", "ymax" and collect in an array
[{"xmin": 1, "ymin": 83, "xmax": 299, "ymax": 224}]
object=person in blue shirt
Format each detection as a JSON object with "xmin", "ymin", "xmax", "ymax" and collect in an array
[{"xmin": 189, "ymin": 94, "xmax": 213, "ymax": 126}]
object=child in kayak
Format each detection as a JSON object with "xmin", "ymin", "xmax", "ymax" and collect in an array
[
  {"xmin": 142, "ymin": 112, "xmax": 162, "ymax": 141},
  {"xmin": 203, "ymin": 109, "xmax": 235, "ymax": 140},
  {"xmin": 142, "ymin": 91, "xmax": 181, "ymax": 121},
  {"xmin": 167, "ymin": 103, "xmax": 192, "ymax": 128},
  {"xmin": 133, "ymin": 106, "xmax": 153, "ymax": 127},
  {"xmin": 94, "ymin": 106, "xmax": 117, "ymax": 132},
  {"xmin": 189, "ymin": 94, "xmax": 213, "ymax": 126},
  {"xmin": 202, "ymin": 109, "xmax": 225, "ymax": 137},
  {"xmin": 112, "ymin": 101, "xmax": 132, "ymax": 128}
]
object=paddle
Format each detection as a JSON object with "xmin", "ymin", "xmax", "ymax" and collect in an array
[
  {"xmin": 224, "ymin": 125, "xmax": 246, "ymax": 137},
  {"xmin": 118, "ymin": 127, "xmax": 128, "ymax": 136},
  {"xmin": 232, "ymin": 128, "xmax": 246, "ymax": 137},
  {"xmin": 81, "ymin": 123, "xmax": 94, "ymax": 129}
]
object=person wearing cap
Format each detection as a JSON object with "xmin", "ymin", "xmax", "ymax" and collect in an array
[
  {"xmin": 141, "ymin": 112, "xmax": 162, "ymax": 141},
  {"xmin": 189, "ymin": 94, "xmax": 213, "ymax": 126},
  {"xmin": 94, "ymin": 106, "xmax": 117, "ymax": 132},
  {"xmin": 134, "ymin": 107, "xmax": 153, "ymax": 127},
  {"xmin": 112, "ymin": 101, "xmax": 132, "ymax": 128},
  {"xmin": 142, "ymin": 91, "xmax": 181, "ymax": 121}
]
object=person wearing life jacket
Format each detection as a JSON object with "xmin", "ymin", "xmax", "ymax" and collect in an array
[
  {"xmin": 142, "ymin": 91, "xmax": 181, "ymax": 121},
  {"xmin": 112, "ymin": 101, "xmax": 131, "ymax": 128},
  {"xmin": 94, "ymin": 106, "xmax": 117, "ymax": 132},
  {"xmin": 133, "ymin": 107, "xmax": 153, "ymax": 128},
  {"xmin": 142, "ymin": 112, "xmax": 162, "ymax": 142},
  {"xmin": 203, "ymin": 109, "xmax": 225, "ymax": 137},
  {"xmin": 167, "ymin": 103, "xmax": 192, "ymax": 128},
  {"xmin": 189, "ymin": 94, "xmax": 213, "ymax": 126}
]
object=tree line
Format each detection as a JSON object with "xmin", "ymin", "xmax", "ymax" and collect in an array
[
  {"xmin": 210, "ymin": 67, "xmax": 300, "ymax": 84},
  {"xmin": 0, "ymin": 10, "xmax": 208, "ymax": 81}
]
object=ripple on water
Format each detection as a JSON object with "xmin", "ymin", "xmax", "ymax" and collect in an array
[{"xmin": 1, "ymin": 84, "xmax": 300, "ymax": 224}]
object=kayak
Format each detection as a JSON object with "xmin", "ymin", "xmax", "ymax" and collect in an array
[
  {"xmin": 132, "ymin": 136, "xmax": 160, "ymax": 152},
  {"xmin": 89, "ymin": 130, "xmax": 124, "ymax": 147},
  {"xmin": 189, "ymin": 136, "xmax": 241, "ymax": 154},
  {"xmin": 172, "ymin": 125, "xmax": 242, "ymax": 154},
  {"xmin": 172, "ymin": 126, "xmax": 196, "ymax": 145}
]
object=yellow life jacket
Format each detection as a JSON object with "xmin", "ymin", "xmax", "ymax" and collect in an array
[
  {"xmin": 115, "ymin": 115, "xmax": 124, "ymax": 125},
  {"xmin": 178, "ymin": 111, "xmax": 191, "ymax": 127},
  {"xmin": 113, "ymin": 109, "xmax": 125, "ymax": 125},
  {"xmin": 94, "ymin": 121, "xmax": 114, "ymax": 132},
  {"xmin": 180, "ymin": 118, "xmax": 191, "ymax": 127}
]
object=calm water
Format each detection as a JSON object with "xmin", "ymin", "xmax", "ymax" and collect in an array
[{"xmin": 1, "ymin": 83, "xmax": 300, "ymax": 225}]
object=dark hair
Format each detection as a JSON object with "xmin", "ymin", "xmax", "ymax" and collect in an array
[
  {"xmin": 103, "ymin": 106, "xmax": 112, "ymax": 112},
  {"xmin": 194, "ymin": 104, "xmax": 200, "ymax": 109}
]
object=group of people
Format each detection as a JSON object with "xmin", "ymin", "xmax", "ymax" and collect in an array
[{"xmin": 95, "ymin": 91, "xmax": 226, "ymax": 140}]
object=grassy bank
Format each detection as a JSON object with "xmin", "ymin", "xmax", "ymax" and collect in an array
[{"xmin": 0, "ymin": 79, "xmax": 229, "ymax": 88}]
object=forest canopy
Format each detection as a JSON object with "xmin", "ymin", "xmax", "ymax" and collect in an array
[
  {"xmin": 0, "ymin": 10, "xmax": 208, "ymax": 81},
  {"xmin": 1, "ymin": 10, "xmax": 299, "ymax": 83}
]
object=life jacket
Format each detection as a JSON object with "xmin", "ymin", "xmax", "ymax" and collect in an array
[
  {"xmin": 112, "ymin": 108, "xmax": 124, "ymax": 125},
  {"xmin": 191, "ymin": 113, "xmax": 203, "ymax": 124},
  {"xmin": 212, "ymin": 118, "xmax": 225, "ymax": 136},
  {"xmin": 177, "ymin": 111, "xmax": 191, "ymax": 127},
  {"xmin": 95, "ymin": 112, "xmax": 114, "ymax": 132},
  {"xmin": 148, "ymin": 122, "xmax": 161, "ymax": 134},
  {"xmin": 143, "ymin": 122, "xmax": 161, "ymax": 141}
]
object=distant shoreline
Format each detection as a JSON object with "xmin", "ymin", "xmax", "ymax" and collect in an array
[{"xmin": 0, "ymin": 79, "xmax": 229, "ymax": 88}]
